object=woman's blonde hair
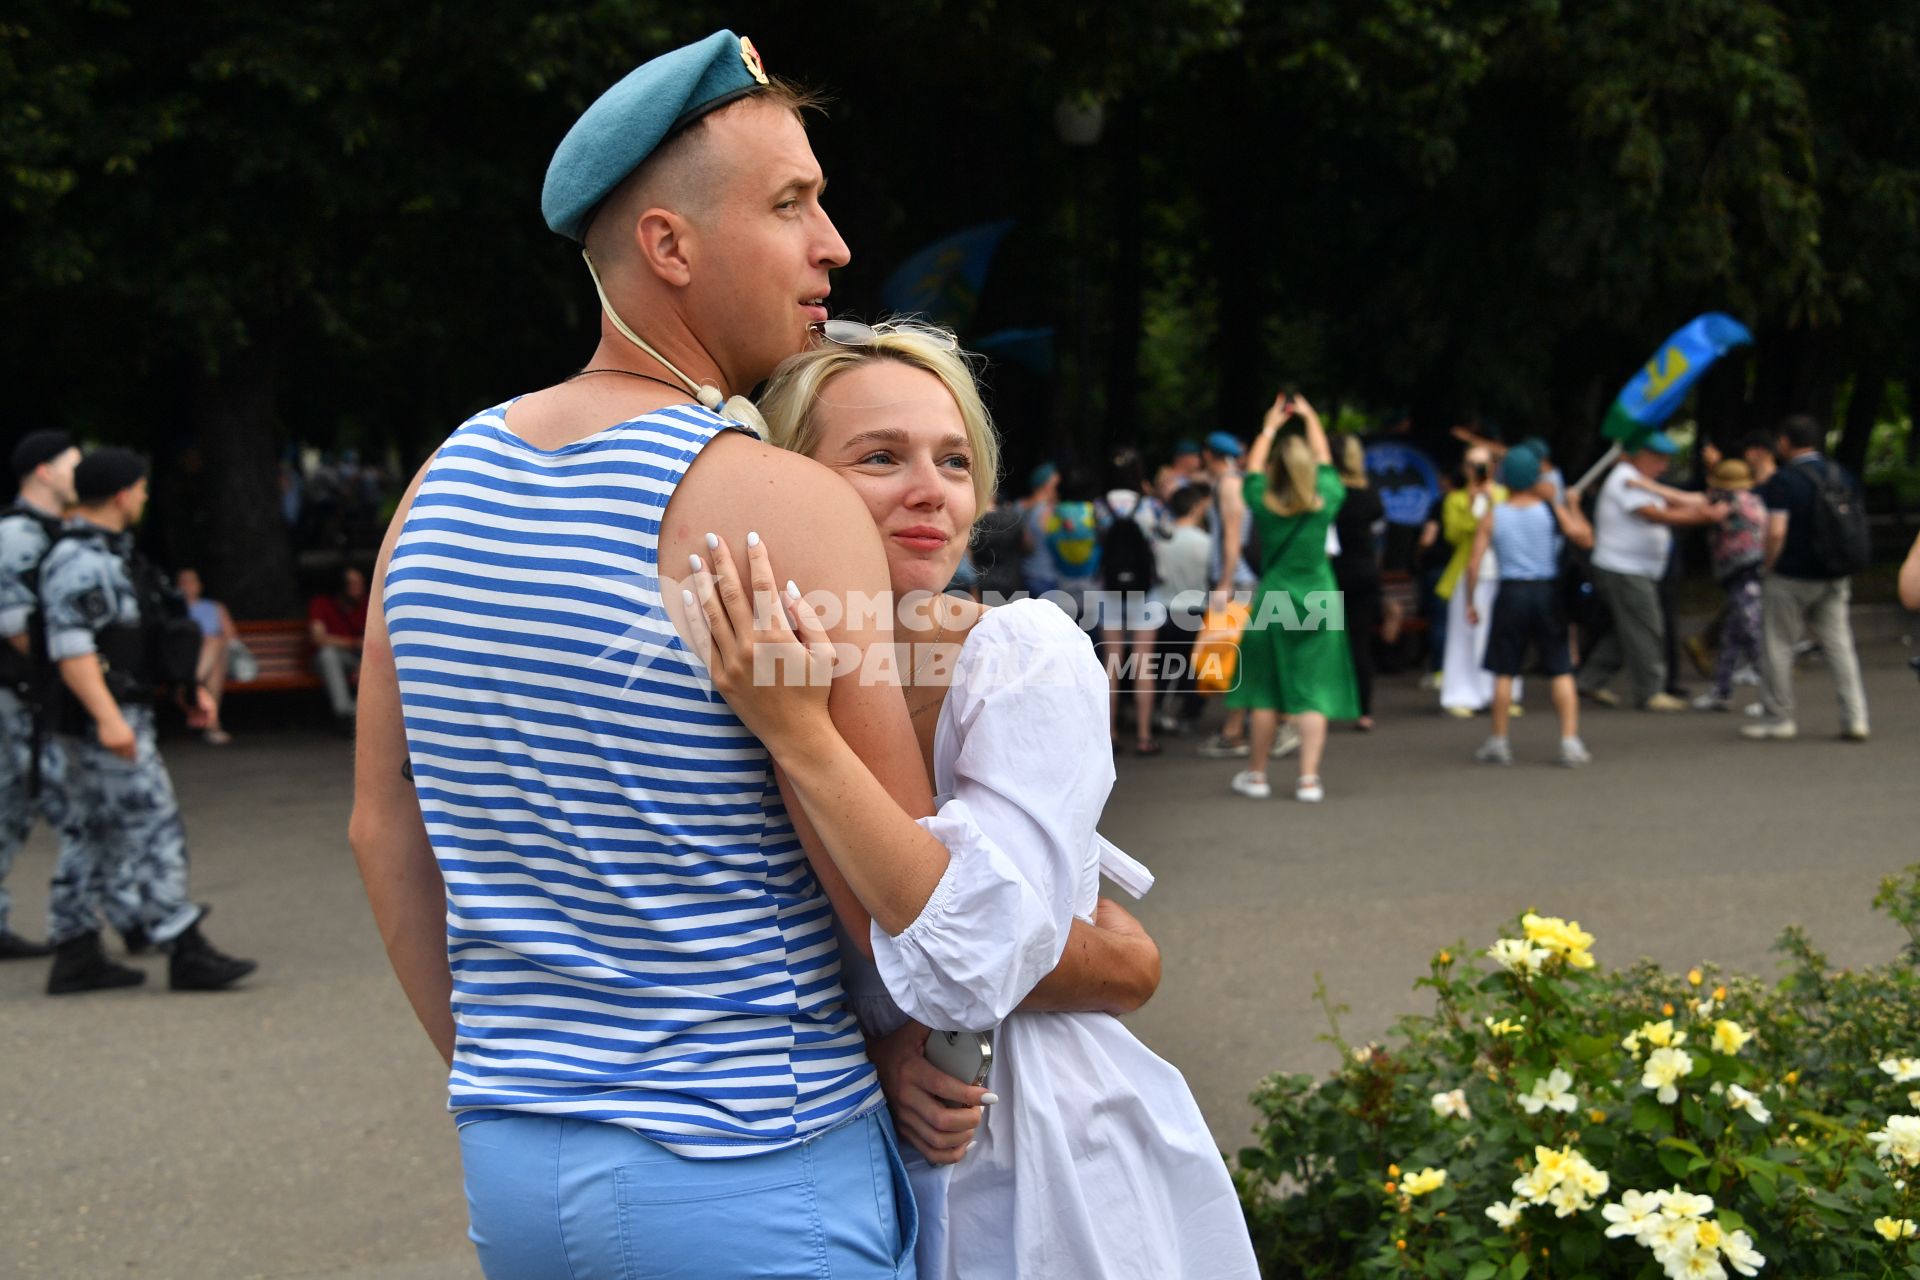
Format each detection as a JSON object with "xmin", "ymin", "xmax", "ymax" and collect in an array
[
  {"xmin": 1264, "ymin": 433, "xmax": 1324, "ymax": 517},
  {"xmin": 1335, "ymin": 434, "xmax": 1369, "ymax": 488},
  {"xmin": 758, "ymin": 324, "xmax": 1001, "ymax": 516}
]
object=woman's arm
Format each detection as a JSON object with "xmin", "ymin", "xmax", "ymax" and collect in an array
[
  {"xmin": 1900, "ymin": 529, "xmax": 1920, "ymax": 612},
  {"xmin": 683, "ymin": 534, "xmax": 949, "ymax": 936},
  {"xmin": 1463, "ymin": 509, "xmax": 1495, "ymax": 623},
  {"xmin": 1244, "ymin": 393, "xmax": 1289, "ymax": 475},
  {"xmin": 1296, "ymin": 395, "xmax": 1333, "ymax": 464}
]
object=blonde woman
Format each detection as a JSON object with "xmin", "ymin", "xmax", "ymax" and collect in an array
[
  {"xmin": 1225, "ymin": 392, "xmax": 1360, "ymax": 802},
  {"xmin": 678, "ymin": 320, "xmax": 1257, "ymax": 1280}
]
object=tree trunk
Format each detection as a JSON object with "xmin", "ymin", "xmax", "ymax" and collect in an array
[
  {"xmin": 189, "ymin": 356, "xmax": 302, "ymax": 619},
  {"xmin": 1835, "ymin": 367, "xmax": 1885, "ymax": 478}
]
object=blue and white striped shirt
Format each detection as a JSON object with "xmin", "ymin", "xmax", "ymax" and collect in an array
[
  {"xmin": 386, "ymin": 401, "xmax": 881, "ymax": 1157},
  {"xmin": 1492, "ymin": 499, "xmax": 1563, "ymax": 582}
]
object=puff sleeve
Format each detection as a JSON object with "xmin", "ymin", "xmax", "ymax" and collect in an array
[{"xmin": 869, "ymin": 603, "xmax": 1114, "ymax": 1031}]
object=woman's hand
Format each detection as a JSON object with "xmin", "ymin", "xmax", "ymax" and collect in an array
[
  {"xmin": 1260, "ymin": 392, "xmax": 1294, "ymax": 435},
  {"xmin": 679, "ymin": 531, "xmax": 838, "ymax": 755},
  {"xmin": 868, "ymin": 1020, "xmax": 993, "ymax": 1165}
]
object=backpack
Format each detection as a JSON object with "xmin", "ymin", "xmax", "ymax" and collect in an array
[
  {"xmin": 1100, "ymin": 514, "xmax": 1157, "ymax": 592},
  {"xmin": 1045, "ymin": 502, "xmax": 1102, "ymax": 579},
  {"xmin": 1799, "ymin": 458, "xmax": 1871, "ymax": 577}
]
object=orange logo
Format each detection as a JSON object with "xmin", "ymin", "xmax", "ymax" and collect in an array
[{"xmin": 739, "ymin": 37, "xmax": 769, "ymax": 85}]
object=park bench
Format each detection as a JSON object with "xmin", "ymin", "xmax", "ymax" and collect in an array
[{"xmin": 228, "ymin": 619, "xmax": 324, "ymax": 694}]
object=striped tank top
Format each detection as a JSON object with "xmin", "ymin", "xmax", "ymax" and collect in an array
[
  {"xmin": 1492, "ymin": 499, "xmax": 1563, "ymax": 582},
  {"xmin": 386, "ymin": 400, "xmax": 881, "ymax": 1156}
]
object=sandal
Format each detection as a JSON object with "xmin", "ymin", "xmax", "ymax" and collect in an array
[{"xmin": 1134, "ymin": 739, "xmax": 1163, "ymax": 757}]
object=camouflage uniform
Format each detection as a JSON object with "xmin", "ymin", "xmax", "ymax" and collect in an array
[
  {"xmin": 37, "ymin": 521, "xmax": 202, "ymax": 947},
  {"xmin": 0, "ymin": 503, "xmax": 82, "ymax": 938}
]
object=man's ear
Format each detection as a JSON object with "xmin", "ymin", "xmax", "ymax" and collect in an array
[{"xmin": 636, "ymin": 208, "xmax": 694, "ymax": 288}]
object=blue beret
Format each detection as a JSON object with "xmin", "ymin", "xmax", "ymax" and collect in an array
[
  {"xmin": 542, "ymin": 30, "xmax": 772, "ymax": 243},
  {"xmin": 1499, "ymin": 444, "xmax": 1542, "ymax": 492},
  {"xmin": 1205, "ymin": 431, "xmax": 1244, "ymax": 458},
  {"xmin": 1170, "ymin": 439, "xmax": 1200, "ymax": 457}
]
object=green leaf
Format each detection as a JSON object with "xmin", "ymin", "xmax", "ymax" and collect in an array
[
  {"xmin": 1508, "ymin": 1253, "xmax": 1531, "ymax": 1280},
  {"xmin": 1631, "ymin": 1096, "xmax": 1666, "ymax": 1133},
  {"xmin": 1465, "ymin": 1263, "xmax": 1499, "ymax": 1280}
]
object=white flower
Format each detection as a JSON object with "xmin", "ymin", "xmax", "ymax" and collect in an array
[
  {"xmin": 1880, "ymin": 1058, "xmax": 1920, "ymax": 1084},
  {"xmin": 1727, "ymin": 1084, "xmax": 1772, "ymax": 1125},
  {"xmin": 1672, "ymin": 1249, "xmax": 1730, "ymax": 1280},
  {"xmin": 1868, "ymin": 1115, "xmax": 1920, "ymax": 1169},
  {"xmin": 1646, "ymin": 1215, "xmax": 1702, "ymax": 1265},
  {"xmin": 1431, "ymin": 1088, "xmax": 1472, "ymax": 1120},
  {"xmin": 1351, "ymin": 1043, "xmax": 1375, "ymax": 1064},
  {"xmin": 1488, "ymin": 937, "xmax": 1549, "ymax": 974},
  {"xmin": 1660, "ymin": 1187, "xmax": 1716, "ymax": 1220},
  {"xmin": 1604, "ymin": 1189, "xmax": 1664, "ymax": 1241},
  {"xmin": 1520, "ymin": 1067, "xmax": 1579, "ymax": 1116},
  {"xmin": 1643, "ymin": 1047, "xmax": 1696, "ymax": 1104},
  {"xmin": 1486, "ymin": 1200, "xmax": 1524, "ymax": 1230},
  {"xmin": 1721, "ymin": 1228, "xmax": 1766, "ymax": 1275}
]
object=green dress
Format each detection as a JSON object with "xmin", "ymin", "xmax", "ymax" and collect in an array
[{"xmin": 1226, "ymin": 465, "xmax": 1362, "ymax": 719}]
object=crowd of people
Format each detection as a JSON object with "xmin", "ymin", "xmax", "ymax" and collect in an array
[{"xmin": 955, "ymin": 406, "xmax": 1888, "ymax": 802}]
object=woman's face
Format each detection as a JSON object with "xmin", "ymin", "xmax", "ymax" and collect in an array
[{"xmin": 808, "ymin": 360, "xmax": 979, "ymax": 597}]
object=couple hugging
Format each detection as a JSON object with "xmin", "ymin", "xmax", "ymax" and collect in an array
[{"xmin": 349, "ymin": 30, "xmax": 1257, "ymax": 1279}]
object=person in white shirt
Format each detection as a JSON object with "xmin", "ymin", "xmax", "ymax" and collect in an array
[
  {"xmin": 683, "ymin": 321, "xmax": 1259, "ymax": 1280},
  {"xmin": 1154, "ymin": 484, "xmax": 1215, "ymax": 731},
  {"xmin": 1576, "ymin": 435, "xmax": 1724, "ymax": 711}
]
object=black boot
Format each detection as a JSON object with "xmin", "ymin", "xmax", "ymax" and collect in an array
[
  {"xmin": 119, "ymin": 924, "xmax": 151, "ymax": 955},
  {"xmin": 0, "ymin": 929, "xmax": 55, "ymax": 960},
  {"xmin": 167, "ymin": 923, "xmax": 256, "ymax": 991},
  {"xmin": 46, "ymin": 931, "xmax": 146, "ymax": 995}
]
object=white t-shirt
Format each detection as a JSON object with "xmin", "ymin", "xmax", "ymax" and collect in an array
[{"xmin": 1591, "ymin": 462, "xmax": 1672, "ymax": 578}]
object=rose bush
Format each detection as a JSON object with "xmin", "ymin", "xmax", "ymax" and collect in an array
[{"xmin": 1234, "ymin": 866, "xmax": 1920, "ymax": 1278}]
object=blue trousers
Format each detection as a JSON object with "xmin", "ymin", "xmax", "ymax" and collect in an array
[{"xmin": 458, "ymin": 1108, "xmax": 917, "ymax": 1279}]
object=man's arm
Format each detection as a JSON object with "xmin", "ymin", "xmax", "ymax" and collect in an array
[
  {"xmin": 348, "ymin": 462, "xmax": 454, "ymax": 1064},
  {"xmin": 1763, "ymin": 511, "xmax": 1788, "ymax": 575},
  {"xmin": 1214, "ymin": 478, "xmax": 1246, "ymax": 596},
  {"xmin": 1899, "ymin": 529, "xmax": 1920, "ymax": 612},
  {"xmin": 664, "ymin": 434, "xmax": 936, "ymax": 941},
  {"xmin": 1635, "ymin": 501, "xmax": 1726, "ymax": 528},
  {"xmin": 56, "ymin": 653, "xmax": 135, "ymax": 760}
]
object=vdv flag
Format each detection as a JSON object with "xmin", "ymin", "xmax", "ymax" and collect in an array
[
  {"xmin": 880, "ymin": 219, "xmax": 1016, "ymax": 330},
  {"xmin": 1602, "ymin": 312, "xmax": 1753, "ymax": 445}
]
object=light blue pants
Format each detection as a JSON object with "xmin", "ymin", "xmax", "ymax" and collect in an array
[{"xmin": 458, "ymin": 1108, "xmax": 917, "ymax": 1280}]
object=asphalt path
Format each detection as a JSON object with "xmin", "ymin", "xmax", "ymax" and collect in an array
[{"xmin": 3, "ymin": 635, "xmax": 1914, "ymax": 1278}]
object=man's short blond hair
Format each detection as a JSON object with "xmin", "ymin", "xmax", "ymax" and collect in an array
[{"xmin": 758, "ymin": 326, "xmax": 1002, "ymax": 517}]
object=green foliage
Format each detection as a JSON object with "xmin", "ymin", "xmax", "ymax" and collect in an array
[{"xmin": 1236, "ymin": 868, "xmax": 1920, "ymax": 1278}]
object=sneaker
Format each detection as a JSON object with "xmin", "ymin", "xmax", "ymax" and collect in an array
[
  {"xmin": 46, "ymin": 932, "xmax": 146, "ymax": 995},
  {"xmin": 0, "ymin": 929, "xmax": 54, "ymax": 961},
  {"xmin": 1581, "ymin": 687, "xmax": 1620, "ymax": 708},
  {"xmin": 1839, "ymin": 723, "xmax": 1870, "ymax": 742},
  {"xmin": 1270, "ymin": 723, "xmax": 1302, "ymax": 759},
  {"xmin": 1443, "ymin": 705, "xmax": 1476, "ymax": 719},
  {"xmin": 1230, "ymin": 770, "xmax": 1271, "ymax": 799},
  {"xmin": 1555, "ymin": 737, "xmax": 1592, "ymax": 767},
  {"xmin": 1153, "ymin": 711, "xmax": 1182, "ymax": 734},
  {"xmin": 1295, "ymin": 775, "xmax": 1325, "ymax": 803},
  {"xmin": 1691, "ymin": 692, "xmax": 1730, "ymax": 712},
  {"xmin": 167, "ymin": 924, "xmax": 257, "ymax": 992},
  {"xmin": 1740, "ymin": 719, "xmax": 1798, "ymax": 741},
  {"xmin": 1198, "ymin": 733, "xmax": 1250, "ymax": 759},
  {"xmin": 1731, "ymin": 666, "xmax": 1761, "ymax": 687},
  {"xmin": 1474, "ymin": 736, "xmax": 1514, "ymax": 766},
  {"xmin": 1743, "ymin": 701, "xmax": 1767, "ymax": 719},
  {"xmin": 1642, "ymin": 693, "xmax": 1688, "ymax": 713}
]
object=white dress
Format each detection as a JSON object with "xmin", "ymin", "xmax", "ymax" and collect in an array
[
  {"xmin": 838, "ymin": 599, "xmax": 1259, "ymax": 1280},
  {"xmin": 1440, "ymin": 494, "xmax": 1522, "ymax": 712}
]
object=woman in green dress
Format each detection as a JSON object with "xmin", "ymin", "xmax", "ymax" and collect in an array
[{"xmin": 1227, "ymin": 392, "xmax": 1361, "ymax": 802}]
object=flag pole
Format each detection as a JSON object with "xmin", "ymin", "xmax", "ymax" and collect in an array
[{"xmin": 1569, "ymin": 443, "xmax": 1623, "ymax": 498}]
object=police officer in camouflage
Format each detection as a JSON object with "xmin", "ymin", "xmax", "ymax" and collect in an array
[
  {"xmin": 39, "ymin": 447, "xmax": 255, "ymax": 993},
  {"xmin": 0, "ymin": 430, "xmax": 80, "ymax": 960}
]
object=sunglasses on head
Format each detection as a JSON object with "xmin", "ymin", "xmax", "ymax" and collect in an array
[{"xmin": 811, "ymin": 318, "xmax": 960, "ymax": 353}]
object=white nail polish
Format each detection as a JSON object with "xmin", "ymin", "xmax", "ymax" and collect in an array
[
  {"xmin": 786, "ymin": 580, "xmax": 800, "ymax": 599},
  {"xmin": 689, "ymin": 553, "xmax": 703, "ymax": 573},
  {"xmin": 705, "ymin": 532, "xmax": 719, "ymax": 550},
  {"xmin": 746, "ymin": 530, "xmax": 760, "ymax": 547},
  {"xmin": 980, "ymin": 1093, "xmax": 999, "ymax": 1105},
  {"xmin": 681, "ymin": 589, "xmax": 695, "ymax": 608}
]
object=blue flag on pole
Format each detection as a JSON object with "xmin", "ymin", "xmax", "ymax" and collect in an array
[
  {"xmin": 1602, "ymin": 312, "xmax": 1753, "ymax": 444},
  {"xmin": 880, "ymin": 220, "xmax": 1016, "ymax": 330}
]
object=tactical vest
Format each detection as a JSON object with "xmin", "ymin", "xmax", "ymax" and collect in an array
[
  {"xmin": 49, "ymin": 527, "xmax": 202, "ymax": 721},
  {"xmin": 0, "ymin": 502, "xmax": 64, "ymax": 697}
]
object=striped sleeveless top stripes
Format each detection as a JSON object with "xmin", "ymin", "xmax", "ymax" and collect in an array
[
  {"xmin": 386, "ymin": 400, "xmax": 881, "ymax": 1157},
  {"xmin": 1491, "ymin": 499, "xmax": 1563, "ymax": 582}
]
